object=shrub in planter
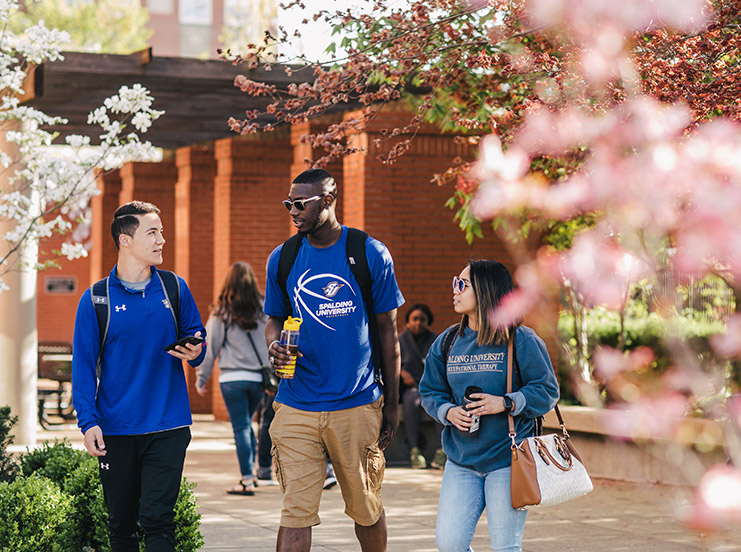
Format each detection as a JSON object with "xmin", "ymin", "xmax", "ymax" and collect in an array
[
  {"xmin": 19, "ymin": 438, "xmax": 88, "ymax": 483},
  {"xmin": 62, "ymin": 456, "xmax": 110, "ymax": 551},
  {"xmin": 0, "ymin": 474, "xmax": 75, "ymax": 552},
  {"xmin": 0, "ymin": 405, "xmax": 18, "ymax": 483},
  {"xmin": 16, "ymin": 439, "xmax": 204, "ymax": 552},
  {"xmin": 172, "ymin": 478, "xmax": 204, "ymax": 552}
]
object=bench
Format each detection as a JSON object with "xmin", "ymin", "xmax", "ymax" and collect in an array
[{"xmin": 37, "ymin": 341, "xmax": 74, "ymax": 429}]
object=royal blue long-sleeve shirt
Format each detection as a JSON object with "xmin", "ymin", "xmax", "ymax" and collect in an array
[
  {"xmin": 419, "ymin": 325, "xmax": 559, "ymax": 473},
  {"xmin": 72, "ymin": 266, "xmax": 206, "ymax": 436}
]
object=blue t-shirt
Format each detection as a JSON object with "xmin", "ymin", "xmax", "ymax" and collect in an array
[{"xmin": 264, "ymin": 226, "xmax": 405, "ymax": 411}]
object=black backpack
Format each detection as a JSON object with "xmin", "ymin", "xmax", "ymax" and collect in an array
[
  {"xmin": 440, "ymin": 323, "xmax": 543, "ymax": 435},
  {"xmin": 90, "ymin": 269, "xmax": 180, "ymax": 376},
  {"xmin": 276, "ymin": 228, "xmax": 382, "ymax": 385}
]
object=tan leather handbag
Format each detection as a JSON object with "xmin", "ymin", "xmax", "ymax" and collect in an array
[{"xmin": 507, "ymin": 337, "xmax": 593, "ymax": 509}]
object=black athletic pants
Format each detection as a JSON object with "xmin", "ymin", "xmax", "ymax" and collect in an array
[{"xmin": 98, "ymin": 427, "xmax": 191, "ymax": 552}]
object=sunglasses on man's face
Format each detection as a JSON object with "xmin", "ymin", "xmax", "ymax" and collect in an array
[
  {"xmin": 452, "ymin": 276, "xmax": 471, "ymax": 294},
  {"xmin": 282, "ymin": 195, "xmax": 324, "ymax": 211}
]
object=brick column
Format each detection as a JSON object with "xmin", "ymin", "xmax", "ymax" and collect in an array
[
  {"xmin": 90, "ymin": 170, "xmax": 123, "ymax": 281},
  {"xmin": 211, "ymin": 133, "xmax": 293, "ymax": 420},
  {"xmin": 290, "ymin": 119, "xmax": 344, "ymax": 223},
  {"xmin": 175, "ymin": 145, "xmax": 217, "ymax": 414},
  {"xmin": 119, "ymin": 158, "xmax": 178, "ymax": 272}
]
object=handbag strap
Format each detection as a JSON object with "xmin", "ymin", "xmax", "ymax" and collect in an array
[
  {"xmin": 506, "ymin": 333, "xmax": 567, "ymax": 446},
  {"xmin": 246, "ymin": 332, "xmax": 265, "ymax": 366}
]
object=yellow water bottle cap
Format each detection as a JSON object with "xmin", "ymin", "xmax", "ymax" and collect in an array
[{"xmin": 283, "ymin": 316, "xmax": 303, "ymax": 331}]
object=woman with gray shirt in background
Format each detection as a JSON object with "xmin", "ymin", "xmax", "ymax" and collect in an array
[{"xmin": 196, "ymin": 261, "xmax": 268, "ymax": 496}]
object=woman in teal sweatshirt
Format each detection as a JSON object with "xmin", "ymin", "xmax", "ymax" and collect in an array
[{"xmin": 419, "ymin": 259, "xmax": 559, "ymax": 552}]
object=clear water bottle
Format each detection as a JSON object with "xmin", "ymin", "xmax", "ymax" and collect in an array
[{"xmin": 277, "ymin": 317, "xmax": 302, "ymax": 379}]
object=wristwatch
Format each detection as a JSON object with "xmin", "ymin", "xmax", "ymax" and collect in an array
[{"xmin": 503, "ymin": 395, "xmax": 514, "ymax": 413}]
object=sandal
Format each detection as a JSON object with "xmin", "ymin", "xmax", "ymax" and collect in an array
[{"xmin": 226, "ymin": 480, "xmax": 255, "ymax": 496}]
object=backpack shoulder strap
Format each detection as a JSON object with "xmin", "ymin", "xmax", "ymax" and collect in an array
[
  {"xmin": 512, "ymin": 329, "xmax": 523, "ymax": 389},
  {"xmin": 441, "ymin": 323, "xmax": 460, "ymax": 366},
  {"xmin": 277, "ymin": 233, "xmax": 304, "ymax": 316},
  {"xmin": 156, "ymin": 269, "xmax": 181, "ymax": 336},
  {"xmin": 91, "ymin": 277, "xmax": 110, "ymax": 378},
  {"xmin": 345, "ymin": 228, "xmax": 383, "ymax": 385},
  {"xmin": 346, "ymin": 228, "xmax": 371, "ymax": 303}
]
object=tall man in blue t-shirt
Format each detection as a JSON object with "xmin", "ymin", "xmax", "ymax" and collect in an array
[
  {"xmin": 72, "ymin": 200, "xmax": 206, "ymax": 552},
  {"xmin": 265, "ymin": 168, "xmax": 405, "ymax": 552}
]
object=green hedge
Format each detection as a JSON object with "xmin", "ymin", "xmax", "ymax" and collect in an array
[
  {"xmin": 558, "ymin": 308, "xmax": 726, "ymax": 372},
  {"xmin": 0, "ymin": 406, "xmax": 18, "ymax": 483},
  {"xmin": 0, "ymin": 428, "xmax": 204, "ymax": 552},
  {"xmin": 0, "ymin": 475, "xmax": 75, "ymax": 552}
]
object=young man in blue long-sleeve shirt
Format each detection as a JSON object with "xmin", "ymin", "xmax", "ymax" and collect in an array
[{"xmin": 72, "ymin": 200, "xmax": 206, "ymax": 552}]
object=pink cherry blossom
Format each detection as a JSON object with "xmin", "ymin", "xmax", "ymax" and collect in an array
[
  {"xmin": 594, "ymin": 345, "xmax": 655, "ymax": 382},
  {"xmin": 557, "ymin": 232, "xmax": 651, "ymax": 309},
  {"xmin": 710, "ymin": 315, "xmax": 741, "ymax": 358},
  {"xmin": 602, "ymin": 391, "xmax": 688, "ymax": 441},
  {"xmin": 683, "ymin": 465, "xmax": 741, "ymax": 532},
  {"xmin": 489, "ymin": 263, "xmax": 544, "ymax": 327}
]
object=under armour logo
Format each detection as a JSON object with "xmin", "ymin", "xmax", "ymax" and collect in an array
[
  {"xmin": 348, "ymin": 256, "xmax": 357, "ymax": 265},
  {"xmin": 100, "ymin": 463, "xmax": 110, "ymax": 470},
  {"xmin": 94, "ymin": 296, "xmax": 106, "ymax": 304},
  {"xmin": 115, "ymin": 305, "xmax": 126, "ymax": 312}
]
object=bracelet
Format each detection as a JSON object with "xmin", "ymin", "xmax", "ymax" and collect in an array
[{"xmin": 268, "ymin": 340, "xmax": 280, "ymax": 354}]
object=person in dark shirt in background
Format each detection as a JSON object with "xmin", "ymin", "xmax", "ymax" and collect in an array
[{"xmin": 398, "ymin": 303, "xmax": 443, "ymax": 469}]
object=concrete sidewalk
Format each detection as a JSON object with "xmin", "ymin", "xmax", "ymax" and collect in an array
[{"xmin": 36, "ymin": 415, "xmax": 741, "ymax": 551}]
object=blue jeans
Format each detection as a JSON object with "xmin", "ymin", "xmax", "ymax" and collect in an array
[
  {"xmin": 220, "ymin": 380, "xmax": 264, "ymax": 479},
  {"xmin": 436, "ymin": 461, "xmax": 527, "ymax": 552}
]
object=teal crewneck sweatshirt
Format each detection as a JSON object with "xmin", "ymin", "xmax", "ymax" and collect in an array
[{"xmin": 419, "ymin": 325, "xmax": 559, "ymax": 473}]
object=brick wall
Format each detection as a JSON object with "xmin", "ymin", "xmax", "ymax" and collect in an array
[
  {"xmin": 90, "ymin": 170, "xmax": 122, "ymax": 283},
  {"xmin": 36, "ymin": 233, "xmax": 91, "ymax": 344},
  {"xmin": 175, "ymin": 145, "xmax": 217, "ymax": 414},
  {"xmin": 342, "ymin": 109, "xmax": 512, "ymax": 335},
  {"xmin": 211, "ymin": 132, "xmax": 293, "ymax": 420},
  {"xmin": 119, "ymin": 158, "xmax": 178, "ymax": 272},
  {"xmin": 290, "ymin": 119, "xmax": 345, "ymax": 222}
]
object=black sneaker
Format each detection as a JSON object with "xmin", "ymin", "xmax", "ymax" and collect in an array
[{"xmin": 323, "ymin": 475, "xmax": 338, "ymax": 490}]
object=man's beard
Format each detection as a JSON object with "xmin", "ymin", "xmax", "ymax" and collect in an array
[{"xmin": 298, "ymin": 217, "xmax": 322, "ymax": 236}]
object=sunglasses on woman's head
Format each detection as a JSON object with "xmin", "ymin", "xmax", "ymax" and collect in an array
[
  {"xmin": 282, "ymin": 194, "xmax": 324, "ymax": 211},
  {"xmin": 452, "ymin": 276, "xmax": 471, "ymax": 294}
]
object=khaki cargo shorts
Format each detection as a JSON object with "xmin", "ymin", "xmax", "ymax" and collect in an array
[{"xmin": 269, "ymin": 396, "xmax": 385, "ymax": 528}]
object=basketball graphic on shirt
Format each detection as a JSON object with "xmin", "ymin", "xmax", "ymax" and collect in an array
[{"xmin": 292, "ymin": 269, "xmax": 359, "ymax": 331}]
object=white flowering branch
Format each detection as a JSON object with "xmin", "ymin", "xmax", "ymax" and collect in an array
[{"xmin": 0, "ymin": 0, "xmax": 164, "ymax": 291}]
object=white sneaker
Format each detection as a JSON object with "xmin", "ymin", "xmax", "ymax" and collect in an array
[
  {"xmin": 323, "ymin": 476, "xmax": 338, "ymax": 490},
  {"xmin": 257, "ymin": 477, "xmax": 279, "ymax": 486}
]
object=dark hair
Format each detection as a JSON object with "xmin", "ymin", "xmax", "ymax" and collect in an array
[
  {"xmin": 292, "ymin": 168, "xmax": 338, "ymax": 201},
  {"xmin": 405, "ymin": 303, "xmax": 434, "ymax": 326},
  {"xmin": 460, "ymin": 259, "xmax": 518, "ymax": 346},
  {"xmin": 111, "ymin": 201, "xmax": 160, "ymax": 250},
  {"xmin": 211, "ymin": 262, "xmax": 265, "ymax": 331}
]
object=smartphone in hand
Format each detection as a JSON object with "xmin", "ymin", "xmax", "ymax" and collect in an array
[{"xmin": 164, "ymin": 335, "xmax": 204, "ymax": 352}]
